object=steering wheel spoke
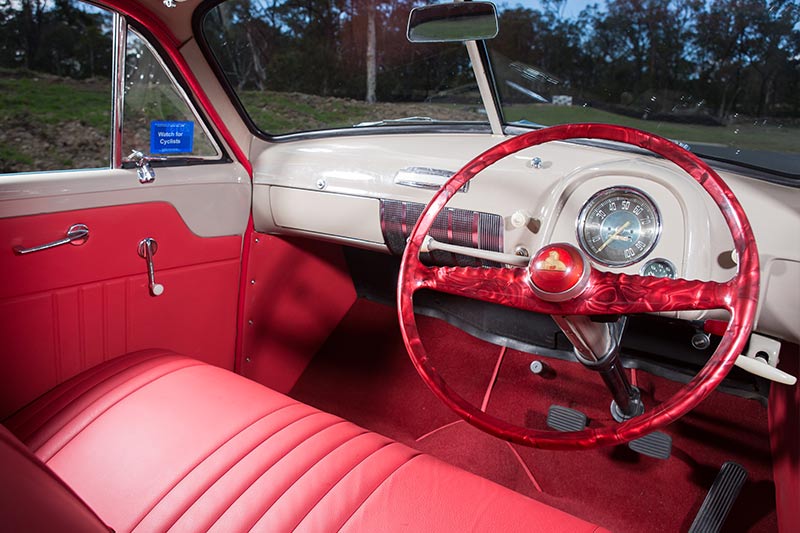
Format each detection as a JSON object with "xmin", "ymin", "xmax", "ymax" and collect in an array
[
  {"xmin": 582, "ymin": 271, "xmax": 734, "ymax": 315},
  {"xmin": 417, "ymin": 263, "xmax": 552, "ymax": 312},
  {"xmin": 416, "ymin": 263, "xmax": 733, "ymax": 316}
]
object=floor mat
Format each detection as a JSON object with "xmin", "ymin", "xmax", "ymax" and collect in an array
[{"xmin": 289, "ymin": 299, "xmax": 776, "ymax": 533}]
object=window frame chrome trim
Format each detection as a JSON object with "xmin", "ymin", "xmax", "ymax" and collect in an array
[{"xmin": 111, "ymin": 13, "xmax": 127, "ymax": 169}]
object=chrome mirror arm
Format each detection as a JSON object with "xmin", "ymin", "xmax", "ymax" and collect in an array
[{"xmin": 126, "ymin": 150, "xmax": 166, "ymax": 183}]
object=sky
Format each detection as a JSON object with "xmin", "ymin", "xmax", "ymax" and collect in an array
[{"xmin": 501, "ymin": 0, "xmax": 602, "ymax": 19}]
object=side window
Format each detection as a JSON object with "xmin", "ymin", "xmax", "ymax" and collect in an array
[
  {"xmin": 0, "ymin": 2, "xmax": 221, "ymax": 175},
  {"xmin": 0, "ymin": 0, "xmax": 113, "ymax": 173},
  {"xmin": 123, "ymin": 30, "xmax": 219, "ymax": 160}
]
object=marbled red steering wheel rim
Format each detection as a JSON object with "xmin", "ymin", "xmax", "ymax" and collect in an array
[{"xmin": 397, "ymin": 123, "xmax": 759, "ymax": 449}]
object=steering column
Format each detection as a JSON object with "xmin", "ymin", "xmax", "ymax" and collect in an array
[{"xmin": 527, "ymin": 242, "xmax": 644, "ymax": 421}]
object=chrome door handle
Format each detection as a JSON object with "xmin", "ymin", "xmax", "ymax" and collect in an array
[
  {"xmin": 138, "ymin": 237, "xmax": 164, "ymax": 296},
  {"xmin": 13, "ymin": 224, "xmax": 90, "ymax": 255}
]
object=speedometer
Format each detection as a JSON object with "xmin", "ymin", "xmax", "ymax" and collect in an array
[{"xmin": 577, "ymin": 187, "xmax": 661, "ymax": 267}]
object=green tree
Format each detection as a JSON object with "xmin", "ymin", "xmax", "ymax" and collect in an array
[
  {"xmin": 695, "ymin": 0, "xmax": 799, "ymax": 119},
  {"xmin": 0, "ymin": 0, "xmax": 111, "ymax": 79},
  {"xmin": 583, "ymin": 0, "xmax": 700, "ymax": 106}
]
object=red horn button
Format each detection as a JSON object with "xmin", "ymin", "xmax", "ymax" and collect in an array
[{"xmin": 527, "ymin": 244, "xmax": 590, "ymax": 301}]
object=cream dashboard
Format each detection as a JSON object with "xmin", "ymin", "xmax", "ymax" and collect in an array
[{"xmin": 250, "ymin": 132, "xmax": 800, "ymax": 346}]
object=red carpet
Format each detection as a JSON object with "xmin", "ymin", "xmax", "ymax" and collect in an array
[
  {"xmin": 289, "ymin": 300, "xmax": 502, "ymax": 442},
  {"xmin": 290, "ymin": 299, "xmax": 776, "ymax": 532}
]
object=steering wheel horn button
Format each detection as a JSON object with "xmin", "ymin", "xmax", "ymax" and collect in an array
[{"xmin": 527, "ymin": 243, "xmax": 590, "ymax": 301}]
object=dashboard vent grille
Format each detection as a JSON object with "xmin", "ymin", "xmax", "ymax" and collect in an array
[{"xmin": 380, "ymin": 199, "xmax": 504, "ymax": 267}]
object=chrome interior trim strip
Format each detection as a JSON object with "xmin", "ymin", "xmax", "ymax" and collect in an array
[
  {"xmin": 394, "ymin": 167, "xmax": 468, "ymax": 193},
  {"xmin": 111, "ymin": 13, "xmax": 127, "ymax": 169}
]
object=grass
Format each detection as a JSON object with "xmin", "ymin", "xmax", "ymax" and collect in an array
[
  {"xmin": 0, "ymin": 73, "xmax": 112, "ymax": 172},
  {"xmin": 0, "ymin": 145, "xmax": 34, "ymax": 167},
  {"xmin": 2, "ymin": 69, "xmax": 797, "ymax": 174},
  {"xmin": 504, "ymin": 104, "xmax": 800, "ymax": 154},
  {"xmin": 0, "ymin": 74, "xmax": 111, "ymax": 130},
  {"xmin": 239, "ymin": 90, "xmax": 484, "ymax": 134},
  {"xmin": 240, "ymin": 91, "xmax": 384, "ymax": 132}
]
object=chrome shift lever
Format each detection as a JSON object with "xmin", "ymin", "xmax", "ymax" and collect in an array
[{"xmin": 137, "ymin": 238, "xmax": 165, "ymax": 297}]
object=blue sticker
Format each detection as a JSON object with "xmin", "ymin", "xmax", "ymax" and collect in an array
[{"xmin": 150, "ymin": 121, "xmax": 194, "ymax": 154}]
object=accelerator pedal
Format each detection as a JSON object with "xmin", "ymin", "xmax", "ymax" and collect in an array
[
  {"xmin": 688, "ymin": 462, "xmax": 748, "ymax": 533},
  {"xmin": 546, "ymin": 405, "xmax": 587, "ymax": 432},
  {"xmin": 628, "ymin": 431, "xmax": 672, "ymax": 460}
]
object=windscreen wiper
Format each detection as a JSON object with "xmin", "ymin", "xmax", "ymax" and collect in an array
[{"xmin": 353, "ymin": 116, "xmax": 437, "ymax": 127}]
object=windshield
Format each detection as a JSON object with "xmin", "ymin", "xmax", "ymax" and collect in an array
[
  {"xmin": 488, "ymin": 0, "xmax": 799, "ymax": 177},
  {"xmin": 201, "ymin": 0, "xmax": 486, "ymax": 135},
  {"xmin": 201, "ymin": 0, "xmax": 798, "ymax": 177}
]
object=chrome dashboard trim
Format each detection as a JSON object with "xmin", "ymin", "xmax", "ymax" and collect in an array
[{"xmin": 394, "ymin": 166, "xmax": 468, "ymax": 193}]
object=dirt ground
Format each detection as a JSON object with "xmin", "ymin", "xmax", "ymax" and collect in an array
[{"xmin": 0, "ymin": 116, "xmax": 110, "ymax": 173}]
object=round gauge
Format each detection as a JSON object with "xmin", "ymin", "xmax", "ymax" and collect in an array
[
  {"xmin": 577, "ymin": 187, "xmax": 661, "ymax": 267},
  {"xmin": 641, "ymin": 258, "xmax": 676, "ymax": 279}
]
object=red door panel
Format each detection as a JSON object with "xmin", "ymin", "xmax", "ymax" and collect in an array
[
  {"xmin": 0, "ymin": 202, "xmax": 242, "ymax": 417},
  {"xmin": 0, "ymin": 202, "xmax": 240, "ymax": 299}
]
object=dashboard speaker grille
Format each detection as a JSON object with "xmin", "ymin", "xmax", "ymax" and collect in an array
[{"xmin": 380, "ymin": 199, "xmax": 504, "ymax": 267}]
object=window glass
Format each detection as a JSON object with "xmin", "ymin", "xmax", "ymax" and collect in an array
[
  {"xmin": 202, "ymin": 0, "xmax": 485, "ymax": 135},
  {"xmin": 123, "ymin": 29, "xmax": 219, "ymax": 159},
  {"xmin": 0, "ymin": 0, "xmax": 113, "ymax": 173},
  {"xmin": 488, "ymin": 1, "xmax": 799, "ymax": 177}
]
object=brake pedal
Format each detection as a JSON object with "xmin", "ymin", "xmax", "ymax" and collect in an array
[
  {"xmin": 688, "ymin": 462, "xmax": 748, "ymax": 533},
  {"xmin": 628, "ymin": 431, "xmax": 672, "ymax": 460},
  {"xmin": 546, "ymin": 405, "xmax": 587, "ymax": 432}
]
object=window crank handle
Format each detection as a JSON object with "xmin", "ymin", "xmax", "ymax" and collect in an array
[{"xmin": 137, "ymin": 238, "xmax": 164, "ymax": 296}]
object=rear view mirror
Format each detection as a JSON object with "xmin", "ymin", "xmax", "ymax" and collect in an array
[{"xmin": 407, "ymin": 2, "xmax": 499, "ymax": 43}]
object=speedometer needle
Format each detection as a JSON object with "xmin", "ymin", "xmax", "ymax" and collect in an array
[{"xmin": 596, "ymin": 221, "xmax": 631, "ymax": 253}]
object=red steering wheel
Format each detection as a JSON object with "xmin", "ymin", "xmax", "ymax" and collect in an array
[{"xmin": 397, "ymin": 124, "xmax": 759, "ymax": 450}]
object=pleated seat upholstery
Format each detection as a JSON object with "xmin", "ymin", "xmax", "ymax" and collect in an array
[{"xmin": 1, "ymin": 350, "xmax": 608, "ymax": 532}]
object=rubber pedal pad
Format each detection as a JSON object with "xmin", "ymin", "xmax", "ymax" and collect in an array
[
  {"xmin": 546, "ymin": 405, "xmax": 587, "ymax": 432},
  {"xmin": 688, "ymin": 462, "xmax": 748, "ymax": 533},
  {"xmin": 628, "ymin": 431, "xmax": 672, "ymax": 460}
]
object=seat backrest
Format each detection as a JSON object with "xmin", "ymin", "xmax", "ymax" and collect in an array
[{"xmin": 0, "ymin": 425, "xmax": 110, "ymax": 532}]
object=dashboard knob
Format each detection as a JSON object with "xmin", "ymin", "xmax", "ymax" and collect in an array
[{"xmin": 510, "ymin": 210, "xmax": 530, "ymax": 229}]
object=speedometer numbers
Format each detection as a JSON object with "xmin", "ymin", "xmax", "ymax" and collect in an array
[{"xmin": 577, "ymin": 187, "xmax": 661, "ymax": 267}]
